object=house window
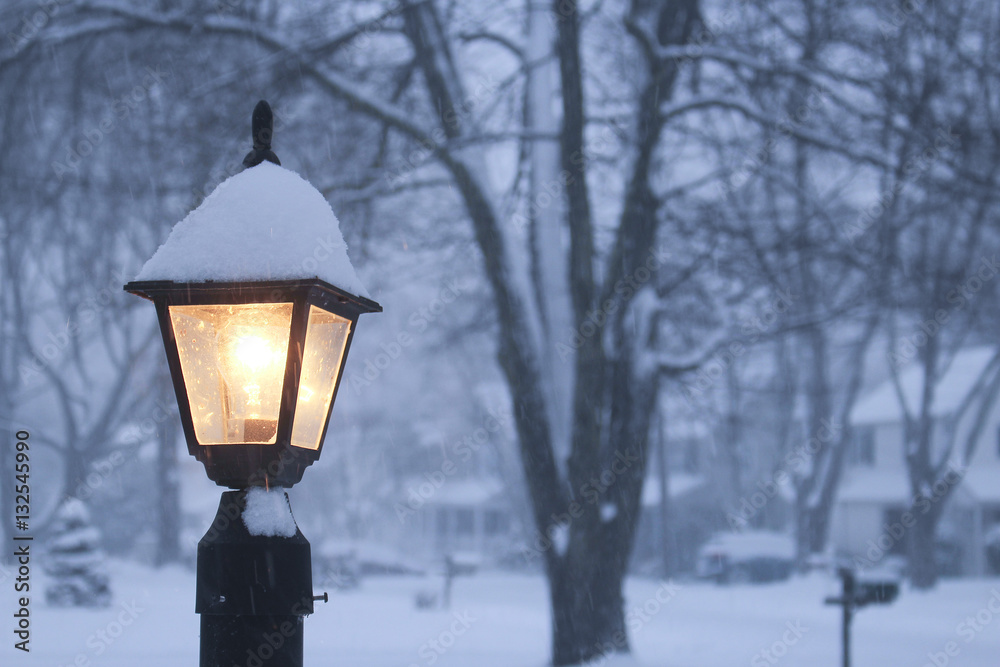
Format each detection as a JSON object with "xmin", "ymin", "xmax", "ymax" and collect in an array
[
  {"xmin": 484, "ymin": 510, "xmax": 508, "ymax": 536},
  {"xmin": 851, "ymin": 427, "xmax": 875, "ymax": 466},
  {"xmin": 454, "ymin": 508, "xmax": 475, "ymax": 536},
  {"xmin": 664, "ymin": 439, "xmax": 701, "ymax": 474},
  {"xmin": 881, "ymin": 508, "xmax": 909, "ymax": 555},
  {"xmin": 435, "ymin": 509, "xmax": 449, "ymax": 538},
  {"xmin": 683, "ymin": 440, "xmax": 700, "ymax": 473}
]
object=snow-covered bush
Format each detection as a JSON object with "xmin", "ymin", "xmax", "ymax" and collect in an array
[{"xmin": 44, "ymin": 499, "xmax": 112, "ymax": 608}]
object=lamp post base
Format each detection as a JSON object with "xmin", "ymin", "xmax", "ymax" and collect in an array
[
  {"xmin": 196, "ymin": 490, "xmax": 314, "ymax": 667},
  {"xmin": 201, "ymin": 615, "xmax": 304, "ymax": 667}
]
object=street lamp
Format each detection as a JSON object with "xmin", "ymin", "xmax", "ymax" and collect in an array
[{"xmin": 124, "ymin": 100, "xmax": 381, "ymax": 667}]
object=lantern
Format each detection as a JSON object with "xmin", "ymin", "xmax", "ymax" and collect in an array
[{"xmin": 125, "ymin": 101, "xmax": 381, "ymax": 488}]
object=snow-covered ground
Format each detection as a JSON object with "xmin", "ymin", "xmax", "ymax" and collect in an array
[{"xmin": 6, "ymin": 561, "xmax": 1000, "ymax": 666}]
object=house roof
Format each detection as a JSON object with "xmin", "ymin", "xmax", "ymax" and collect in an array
[
  {"xmin": 851, "ymin": 346, "xmax": 998, "ymax": 426},
  {"xmin": 836, "ymin": 468, "xmax": 911, "ymax": 504},
  {"xmin": 641, "ymin": 473, "xmax": 707, "ymax": 506},
  {"xmin": 413, "ymin": 478, "xmax": 505, "ymax": 507},
  {"xmin": 836, "ymin": 464, "xmax": 1000, "ymax": 505},
  {"xmin": 959, "ymin": 467, "xmax": 1000, "ymax": 504}
]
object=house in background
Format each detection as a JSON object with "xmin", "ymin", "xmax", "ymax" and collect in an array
[
  {"xmin": 400, "ymin": 476, "xmax": 517, "ymax": 564},
  {"xmin": 833, "ymin": 346, "xmax": 1000, "ymax": 577},
  {"xmin": 631, "ymin": 420, "xmax": 726, "ymax": 575},
  {"xmin": 632, "ymin": 469, "xmax": 719, "ymax": 575}
]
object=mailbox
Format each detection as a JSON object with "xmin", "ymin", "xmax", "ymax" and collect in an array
[{"xmin": 853, "ymin": 577, "xmax": 900, "ymax": 607}]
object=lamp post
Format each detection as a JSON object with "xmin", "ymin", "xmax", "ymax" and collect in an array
[{"xmin": 125, "ymin": 100, "xmax": 381, "ymax": 667}]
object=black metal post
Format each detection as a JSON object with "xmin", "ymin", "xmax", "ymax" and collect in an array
[
  {"xmin": 196, "ymin": 490, "xmax": 316, "ymax": 667},
  {"xmin": 824, "ymin": 567, "xmax": 854, "ymax": 667},
  {"xmin": 841, "ymin": 569, "xmax": 853, "ymax": 667}
]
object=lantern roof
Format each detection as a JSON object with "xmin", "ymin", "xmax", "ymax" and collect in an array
[{"xmin": 135, "ymin": 162, "xmax": 369, "ymax": 298}]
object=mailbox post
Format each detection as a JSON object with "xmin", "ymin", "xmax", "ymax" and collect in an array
[{"xmin": 824, "ymin": 567, "xmax": 900, "ymax": 667}]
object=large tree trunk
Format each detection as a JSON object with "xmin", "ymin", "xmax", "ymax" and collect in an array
[
  {"xmin": 549, "ymin": 550, "xmax": 629, "ymax": 665},
  {"xmin": 795, "ymin": 497, "xmax": 832, "ymax": 558},
  {"xmin": 792, "ymin": 326, "xmax": 836, "ymax": 565},
  {"xmin": 655, "ymin": 412, "xmax": 674, "ymax": 577},
  {"xmin": 907, "ymin": 497, "xmax": 945, "ymax": 589},
  {"xmin": 544, "ymin": 438, "xmax": 648, "ymax": 666}
]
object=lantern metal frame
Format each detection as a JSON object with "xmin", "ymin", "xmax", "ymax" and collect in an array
[{"xmin": 125, "ymin": 277, "xmax": 381, "ymax": 488}]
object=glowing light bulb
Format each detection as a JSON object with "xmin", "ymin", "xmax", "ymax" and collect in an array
[{"xmin": 234, "ymin": 335, "xmax": 274, "ymax": 371}]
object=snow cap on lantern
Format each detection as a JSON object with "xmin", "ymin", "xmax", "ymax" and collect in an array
[{"xmin": 135, "ymin": 161, "xmax": 369, "ymax": 297}]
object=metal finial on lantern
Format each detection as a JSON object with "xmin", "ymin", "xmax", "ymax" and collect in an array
[{"xmin": 243, "ymin": 99, "xmax": 281, "ymax": 168}]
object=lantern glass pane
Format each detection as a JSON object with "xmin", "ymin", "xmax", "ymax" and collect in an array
[
  {"xmin": 169, "ymin": 303, "xmax": 293, "ymax": 444},
  {"xmin": 291, "ymin": 306, "xmax": 351, "ymax": 450}
]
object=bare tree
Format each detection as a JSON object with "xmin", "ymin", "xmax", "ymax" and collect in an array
[
  {"xmin": 868, "ymin": 0, "xmax": 1000, "ymax": 588},
  {"xmin": 683, "ymin": 0, "xmax": 885, "ymax": 564}
]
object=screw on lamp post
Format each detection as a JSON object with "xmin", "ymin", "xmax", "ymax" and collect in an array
[{"xmin": 124, "ymin": 99, "xmax": 381, "ymax": 667}]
